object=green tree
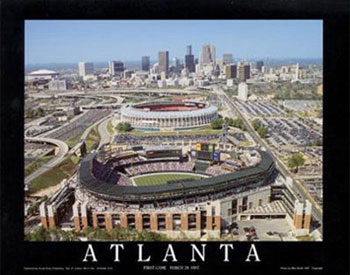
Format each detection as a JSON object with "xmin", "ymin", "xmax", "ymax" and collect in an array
[
  {"xmin": 287, "ymin": 153, "xmax": 305, "ymax": 172},
  {"xmin": 252, "ymin": 119, "xmax": 261, "ymax": 131},
  {"xmin": 116, "ymin": 122, "xmax": 133, "ymax": 133},
  {"xmin": 211, "ymin": 118, "xmax": 223, "ymax": 129},
  {"xmin": 257, "ymin": 127, "xmax": 267, "ymax": 138}
]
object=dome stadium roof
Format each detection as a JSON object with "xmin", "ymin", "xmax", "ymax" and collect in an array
[{"xmin": 28, "ymin": 69, "xmax": 59, "ymax": 76}]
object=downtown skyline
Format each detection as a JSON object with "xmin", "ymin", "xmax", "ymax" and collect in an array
[{"xmin": 25, "ymin": 20, "xmax": 322, "ymax": 65}]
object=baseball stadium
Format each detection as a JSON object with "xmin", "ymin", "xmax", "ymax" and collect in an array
[
  {"xmin": 40, "ymin": 140, "xmax": 304, "ymax": 239},
  {"xmin": 120, "ymin": 101, "xmax": 218, "ymax": 131}
]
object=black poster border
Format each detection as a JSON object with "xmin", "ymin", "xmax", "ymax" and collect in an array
[{"xmin": 1, "ymin": 1, "xmax": 349, "ymax": 274}]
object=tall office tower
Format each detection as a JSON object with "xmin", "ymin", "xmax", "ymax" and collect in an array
[
  {"xmin": 78, "ymin": 62, "xmax": 94, "ymax": 77},
  {"xmin": 158, "ymin": 51, "xmax": 169, "ymax": 75},
  {"xmin": 109, "ymin": 61, "xmax": 124, "ymax": 76},
  {"xmin": 200, "ymin": 44, "xmax": 216, "ymax": 65},
  {"xmin": 225, "ymin": 64, "xmax": 237, "ymax": 79},
  {"xmin": 141, "ymin": 56, "xmax": 150, "ymax": 71},
  {"xmin": 256, "ymin": 61, "xmax": 264, "ymax": 72},
  {"xmin": 223, "ymin": 54, "xmax": 233, "ymax": 65},
  {"xmin": 238, "ymin": 64, "xmax": 250, "ymax": 82},
  {"xmin": 185, "ymin": 45, "xmax": 195, "ymax": 72},
  {"xmin": 186, "ymin": 45, "xmax": 192, "ymax": 55}
]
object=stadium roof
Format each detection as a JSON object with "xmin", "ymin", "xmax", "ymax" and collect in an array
[
  {"xmin": 144, "ymin": 146, "xmax": 182, "ymax": 151},
  {"xmin": 28, "ymin": 69, "xmax": 59, "ymax": 76},
  {"xmin": 120, "ymin": 104, "xmax": 218, "ymax": 119},
  {"xmin": 78, "ymin": 150, "xmax": 275, "ymax": 202}
]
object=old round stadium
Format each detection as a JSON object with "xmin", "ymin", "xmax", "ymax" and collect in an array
[{"xmin": 120, "ymin": 101, "xmax": 218, "ymax": 131}]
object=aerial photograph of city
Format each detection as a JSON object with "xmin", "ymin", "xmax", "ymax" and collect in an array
[{"xmin": 24, "ymin": 20, "xmax": 323, "ymax": 242}]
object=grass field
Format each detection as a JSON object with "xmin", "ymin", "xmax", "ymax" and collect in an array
[
  {"xmin": 25, "ymin": 155, "xmax": 55, "ymax": 178},
  {"xmin": 29, "ymin": 155, "xmax": 80, "ymax": 194},
  {"xmin": 133, "ymin": 173, "xmax": 204, "ymax": 186},
  {"xmin": 66, "ymin": 131, "xmax": 84, "ymax": 148},
  {"xmin": 85, "ymin": 126, "xmax": 101, "ymax": 153},
  {"xmin": 107, "ymin": 121, "xmax": 115, "ymax": 136}
]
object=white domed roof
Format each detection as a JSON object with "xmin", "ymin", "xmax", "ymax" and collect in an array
[{"xmin": 28, "ymin": 69, "xmax": 58, "ymax": 76}]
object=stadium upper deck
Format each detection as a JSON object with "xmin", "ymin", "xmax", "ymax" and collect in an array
[{"xmin": 78, "ymin": 149, "xmax": 275, "ymax": 203}]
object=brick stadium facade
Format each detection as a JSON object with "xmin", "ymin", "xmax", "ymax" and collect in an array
[{"xmin": 71, "ymin": 200, "xmax": 221, "ymax": 238}]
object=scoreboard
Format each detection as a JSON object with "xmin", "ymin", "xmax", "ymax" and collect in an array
[
  {"xmin": 145, "ymin": 148, "xmax": 182, "ymax": 158},
  {"xmin": 196, "ymin": 143, "xmax": 217, "ymax": 161}
]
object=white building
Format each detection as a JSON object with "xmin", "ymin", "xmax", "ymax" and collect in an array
[
  {"xmin": 195, "ymin": 64, "xmax": 201, "ymax": 74},
  {"xmin": 157, "ymin": 80, "xmax": 166, "ymax": 88},
  {"xmin": 227, "ymin": 79, "xmax": 234, "ymax": 87},
  {"xmin": 78, "ymin": 62, "xmax": 94, "ymax": 77},
  {"xmin": 166, "ymin": 78, "xmax": 179, "ymax": 87},
  {"xmin": 26, "ymin": 69, "xmax": 59, "ymax": 81},
  {"xmin": 179, "ymin": 77, "xmax": 192, "ymax": 87},
  {"xmin": 238, "ymin": 82, "xmax": 248, "ymax": 101},
  {"xmin": 294, "ymin": 63, "xmax": 299, "ymax": 81},
  {"xmin": 48, "ymin": 80, "xmax": 69, "ymax": 91}
]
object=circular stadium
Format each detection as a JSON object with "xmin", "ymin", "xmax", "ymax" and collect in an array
[
  {"xmin": 120, "ymin": 101, "xmax": 218, "ymax": 131},
  {"xmin": 77, "ymin": 145, "xmax": 275, "ymax": 205}
]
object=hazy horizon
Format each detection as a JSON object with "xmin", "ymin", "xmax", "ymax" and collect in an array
[{"xmin": 25, "ymin": 20, "xmax": 323, "ymax": 65}]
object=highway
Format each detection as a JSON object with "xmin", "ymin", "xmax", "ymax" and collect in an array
[
  {"xmin": 26, "ymin": 111, "xmax": 113, "ymax": 184},
  {"xmin": 97, "ymin": 115, "xmax": 114, "ymax": 150},
  {"xmin": 213, "ymin": 85, "xmax": 323, "ymax": 224},
  {"xmin": 69, "ymin": 112, "xmax": 113, "ymax": 154},
  {"xmin": 24, "ymin": 137, "xmax": 69, "ymax": 184}
]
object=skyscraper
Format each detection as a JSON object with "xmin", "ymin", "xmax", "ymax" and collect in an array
[
  {"xmin": 141, "ymin": 56, "xmax": 150, "ymax": 71},
  {"xmin": 238, "ymin": 64, "xmax": 250, "ymax": 82},
  {"xmin": 78, "ymin": 62, "xmax": 94, "ymax": 77},
  {"xmin": 186, "ymin": 45, "xmax": 192, "ymax": 55},
  {"xmin": 158, "ymin": 51, "xmax": 169, "ymax": 75},
  {"xmin": 225, "ymin": 64, "xmax": 237, "ymax": 79},
  {"xmin": 200, "ymin": 44, "xmax": 216, "ymax": 65},
  {"xmin": 185, "ymin": 45, "xmax": 195, "ymax": 72},
  {"xmin": 223, "ymin": 54, "xmax": 233, "ymax": 65},
  {"xmin": 256, "ymin": 61, "xmax": 264, "ymax": 72},
  {"xmin": 109, "ymin": 61, "xmax": 124, "ymax": 76}
]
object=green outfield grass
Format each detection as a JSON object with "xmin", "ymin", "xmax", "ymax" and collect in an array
[{"xmin": 133, "ymin": 173, "xmax": 204, "ymax": 186}]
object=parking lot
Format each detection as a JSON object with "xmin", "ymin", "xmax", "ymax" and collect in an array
[
  {"xmin": 233, "ymin": 219, "xmax": 296, "ymax": 241},
  {"xmin": 234, "ymin": 100, "xmax": 286, "ymax": 118},
  {"xmin": 256, "ymin": 118, "xmax": 322, "ymax": 148}
]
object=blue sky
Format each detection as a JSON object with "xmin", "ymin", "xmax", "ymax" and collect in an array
[{"xmin": 25, "ymin": 20, "xmax": 322, "ymax": 64}]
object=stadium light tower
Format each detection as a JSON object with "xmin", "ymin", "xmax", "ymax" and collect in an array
[{"xmin": 220, "ymin": 121, "xmax": 228, "ymax": 144}]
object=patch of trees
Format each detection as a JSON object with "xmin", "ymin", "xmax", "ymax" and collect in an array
[
  {"xmin": 252, "ymin": 119, "xmax": 268, "ymax": 138},
  {"xmin": 224, "ymin": 117, "xmax": 246, "ymax": 130},
  {"xmin": 116, "ymin": 122, "xmax": 133, "ymax": 132},
  {"xmin": 25, "ymin": 107, "xmax": 45, "ymax": 119},
  {"xmin": 25, "ymin": 227, "xmax": 169, "ymax": 241}
]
